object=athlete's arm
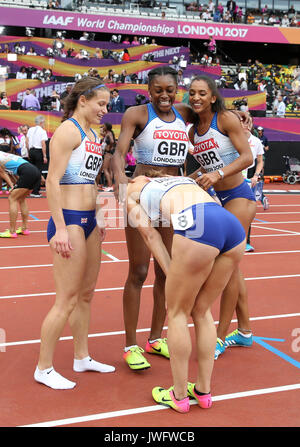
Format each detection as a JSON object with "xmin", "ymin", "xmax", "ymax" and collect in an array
[
  {"xmin": 0, "ymin": 164, "xmax": 14, "ymax": 190},
  {"xmin": 197, "ymin": 111, "xmax": 253, "ymax": 189},
  {"xmin": 251, "ymin": 154, "xmax": 264, "ymax": 187},
  {"xmin": 126, "ymin": 186, "xmax": 170, "ymax": 275},
  {"xmin": 111, "ymin": 106, "xmax": 145, "ymax": 203},
  {"xmin": 46, "ymin": 121, "xmax": 80, "ymax": 258}
]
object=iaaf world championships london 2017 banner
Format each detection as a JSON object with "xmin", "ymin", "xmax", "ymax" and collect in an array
[{"xmin": 0, "ymin": 7, "xmax": 300, "ymax": 44}]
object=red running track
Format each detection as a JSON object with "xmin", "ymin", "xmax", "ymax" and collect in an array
[{"xmin": 0, "ymin": 188, "xmax": 300, "ymax": 428}]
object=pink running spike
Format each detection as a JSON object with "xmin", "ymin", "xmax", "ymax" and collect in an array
[
  {"xmin": 170, "ymin": 390, "xmax": 190, "ymax": 413},
  {"xmin": 195, "ymin": 392, "xmax": 212, "ymax": 409}
]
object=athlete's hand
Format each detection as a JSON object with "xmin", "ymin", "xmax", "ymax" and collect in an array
[
  {"xmin": 51, "ymin": 228, "xmax": 73, "ymax": 259},
  {"xmin": 196, "ymin": 171, "xmax": 220, "ymax": 189},
  {"xmin": 98, "ymin": 227, "xmax": 106, "ymax": 242},
  {"xmin": 251, "ymin": 175, "xmax": 258, "ymax": 188},
  {"xmin": 114, "ymin": 173, "xmax": 132, "ymax": 204}
]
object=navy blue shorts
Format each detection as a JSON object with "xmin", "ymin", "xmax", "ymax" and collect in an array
[
  {"xmin": 216, "ymin": 180, "xmax": 256, "ymax": 207},
  {"xmin": 173, "ymin": 202, "xmax": 245, "ymax": 254},
  {"xmin": 47, "ymin": 209, "xmax": 97, "ymax": 242}
]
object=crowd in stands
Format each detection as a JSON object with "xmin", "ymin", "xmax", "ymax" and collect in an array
[
  {"xmin": 218, "ymin": 60, "xmax": 300, "ymax": 115},
  {"xmin": 33, "ymin": 0, "xmax": 299, "ymax": 26},
  {"xmin": 184, "ymin": 1, "xmax": 299, "ymax": 26}
]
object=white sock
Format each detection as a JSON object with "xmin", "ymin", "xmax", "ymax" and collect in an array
[
  {"xmin": 73, "ymin": 356, "xmax": 115, "ymax": 373},
  {"xmin": 124, "ymin": 345, "xmax": 138, "ymax": 353},
  {"xmin": 238, "ymin": 330, "xmax": 252, "ymax": 338},
  {"xmin": 34, "ymin": 366, "xmax": 76, "ymax": 390}
]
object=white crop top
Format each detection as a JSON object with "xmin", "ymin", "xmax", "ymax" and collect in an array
[
  {"xmin": 192, "ymin": 112, "xmax": 240, "ymax": 173},
  {"xmin": 134, "ymin": 103, "xmax": 189, "ymax": 167},
  {"xmin": 139, "ymin": 176, "xmax": 196, "ymax": 222},
  {"xmin": 60, "ymin": 118, "xmax": 103, "ymax": 185}
]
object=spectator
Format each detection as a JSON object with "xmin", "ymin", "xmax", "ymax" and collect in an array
[
  {"xmin": 276, "ymin": 95, "xmax": 286, "ymax": 117},
  {"xmin": 19, "ymin": 125, "xmax": 30, "ymax": 161},
  {"xmin": 281, "ymin": 15, "xmax": 290, "ymax": 27},
  {"xmin": 110, "ymin": 89, "xmax": 125, "ymax": 113},
  {"xmin": 177, "ymin": 69, "xmax": 185, "ymax": 86},
  {"xmin": 122, "ymin": 36, "xmax": 131, "ymax": 45},
  {"xmin": 94, "ymin": 48, "xmax": 102, "ymax": 59},
  {"xmin": 79, "ymin": 32, "xmax": 89, "ymax": 41},
  {"xmin": 59, "ymin": 83, "xmax": 73, "ymax": 110},
  {"xmin": 207, "ymin": 0, "xmax": 215, "ymax": 14},
  {"xmin": 66, "ymin": 47, "xmax": 75, "ymax": 58},
  {"xmin": 131, "ymin": 36, "xmax": 140, "ymax": 46},
  {"xmin": 103, "ymin": 69, "xmax": 116, "ymax": 83},
  {"xmin": 27, "ymin": 47, "xmax": 37, "ymax": 56},
  {"xmin": 16, "ymin": 67, "xmax": 28, "ymax": 80},
  {"xmin": 226, "ymin": 0, "xmax": 236, "ymax": 21},
  {"xmin": 21, "ymin": 89, "xmax": 41, "ymax": 111},
  {"xmin": 288, "ymin": 4, "xmax": 296, "ymax": 17},
  {"xmin": 50, "ymin": 89, "xmax": 61, "ymax": 111},
  {"xmin": 240, "ymin": 77, "xmax": 248, "ymax": 90},
  {"xmin": 26, "ymin": 115, "xmax": 48, "ymax": 197},
  {"xmin": 0, "ymin": 92, "xmax": 10, "ymax": 109},
  {"xmin": 125, "ymin": 142, "xmax": 136, "ymax": 177},
  {"xmin": 122, "ymin": 49, "xmax": 130, "ymax": 62},
  {"xmin": 120, "ymin": 69, "xmax": 131, "ymax": 83},
  {"xmin": 247, "ymin": 12, "xmax": 255, "ymax": 24},
  {"xmin": 257, "ymin": 126, "xmax": 269, "ymax": 152},
  {"xmin": 0, "ymin": 128, "xmax": 20, "ymax": 154}
]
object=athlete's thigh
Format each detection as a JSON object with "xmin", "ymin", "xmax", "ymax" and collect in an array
[
  {"xmin": 125, "ymin": 223, "xmax": 151, "ymax": 269},
  {"xmin": 225, "ymin": 198, "xmax": 256, "ymax": 232},
  {"xmin": 51, "ymin": 225, "xmax": 88, "ymax": 296},
  {"xmin": 153, "ymin": 225, "xmax": 174, "ymax": 276},
  {"xmin": 9, "ymin": 188, "xmax": 29, "ymax": 201}
]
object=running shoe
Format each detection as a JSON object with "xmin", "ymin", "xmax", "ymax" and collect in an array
[
  {"xmin": 187, "ymin": 382, "xmax": 212, "ymax": 409},
  {"xmin": 152, "ymin": 386, "xmax": 190, "ymax": 413},
  {"xmin": 16, "ymin": 227, "xmax": 30, "ymax": 235},
  {"xmin": 225, "ymin": 329, "xmax": 253, "ymax": 348},
  {"xmin": 214, "ymin": 338, "xmax": 225, "ymax": 360},
  {"xmin": 0, "ymin": 229, "xmax": 17, "ymax": 238},
  {"xmin": 145, "ymin": 338, "xmax": 170, "ymax": 359},
  {"xmin": 30, "ymin": 193, "xmax": 42, "ymax": 198},
  {"xmin": 245, "ymin": 243, "xmax": 254, "ymax": 252},
  {"xmin": 123, "ymin": 346, "xmax": 151, "ymax": 370},
  {"xmin": 262, "ymin": 196, "xmax": 269, "ymax": 210}
]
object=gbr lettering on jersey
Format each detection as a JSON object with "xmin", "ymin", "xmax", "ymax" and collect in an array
[
  {"xmin": 78, "ymin": 140, "xmax": 104, "ymax": 181},
  {"xmin": 152, "ymin": 129, "xmax": 188, "ymax": 165},
  {"xmin": 193, "ymin": 135, "xmax": 225, "ymax": 172}
]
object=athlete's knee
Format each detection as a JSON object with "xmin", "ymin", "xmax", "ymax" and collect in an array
[
  {"xmin": 55, "ymin": 293, "xmax": 78, "ymax": 317},
  {"xmin": 128, "ymin": 264, "xmax": 149, "ymax": 286},
  {"xmin": 191, "ymin": 298, "xmax": 210, "ymax": 319}
]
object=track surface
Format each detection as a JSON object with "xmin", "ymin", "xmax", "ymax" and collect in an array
[{"xmin": 0, "ymin": 187, "xmax": 300, "ymax": 428}]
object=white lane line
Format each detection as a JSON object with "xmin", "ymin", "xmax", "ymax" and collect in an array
[
  {"xmin": 251, "ymin": 224, "xmax": 300, "ymax": 235},
  {"xmin": 1, "ymin": 274, "xmax": 300, "ymax": 301},
  {"xmin": 1, "ymin": 312, "xmax": 300, "ymax": 349},
  {"xmin": 252, "ymin": 221, "xmax": 300, "ymax": 224},
  {"xmin": 251, "ymin": 233, "xmax": 300, "ymax": 238},
  {"xmin": 19, "ymin": 383, "xmax": 300, "ymax": 427},
  {"xmin": 0, "ymin": 241, "xmax": 127, "ymax": 249},
  {"xmin": 1, "ymin": 249, "xmax": 300, "ymax": 270}
]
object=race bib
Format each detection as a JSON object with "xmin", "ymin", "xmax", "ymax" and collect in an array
[
  {"xmin": 171, "ymin": 208, "xmax": 194, "ymax": 231},
  {"xmin": 152, "ymin": 129, "xmax": 188, "ymax": 166},
  {"xmin": 193, "ymin": 137, "xmax": 225, "ymax": 172},
  {"xmin": 78, "ymin": 141, "xmax": 103, "ymax": 181}
]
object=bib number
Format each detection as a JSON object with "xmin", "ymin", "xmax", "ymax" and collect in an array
[
  {"xmin": 78, "ymin": 141, "xmax": 103, "ymax": 181},
  {"xmin": 171, "ymin": 209, "xmax": 194, "ymax": 231},
  {"xmin": 152, "ymin": 129, "xmax": 188, "ymax": 166}
]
